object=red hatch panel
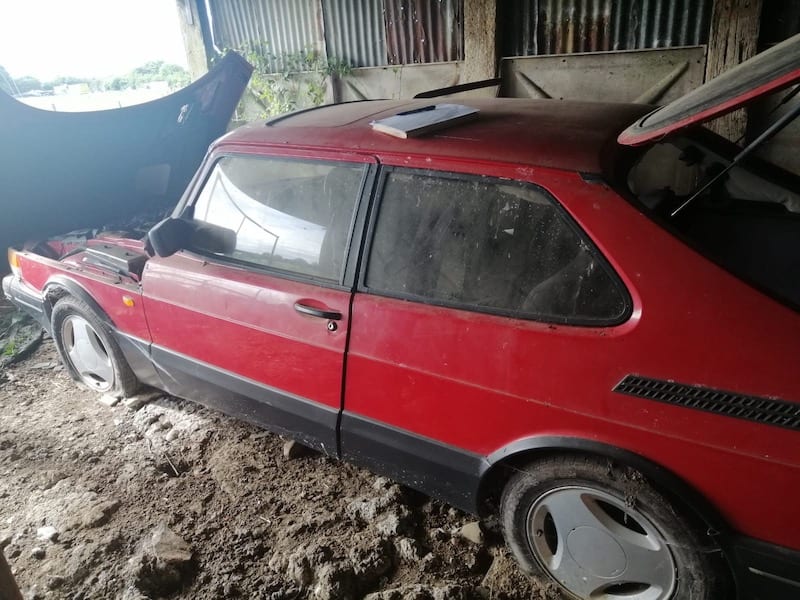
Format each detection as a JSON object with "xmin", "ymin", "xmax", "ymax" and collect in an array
[{"xmin": 619, "ymin": 33, "xmax": 800, "ymax": 146}]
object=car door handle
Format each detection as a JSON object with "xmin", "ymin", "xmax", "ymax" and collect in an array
[{"xmin": 294, "ymin": 302, "xmax": 342, "ymax": 321}]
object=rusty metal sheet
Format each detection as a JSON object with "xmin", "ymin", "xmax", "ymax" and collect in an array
[
  {"xmin": 209, "ymin": 0, "xmax": 463, "ymax": 69},
  {"xmin": 384, "ymin": 0, "xmax": 463, "ymax": 65},
  {"xmin": 0, "ymin": 53, "xmax": 252, "ymax": 257},
  {"xmin": 208, "ymin": 0, "xmax": 323, "ymax": 71},
  {"xmin": 501, "ymin": 46, "xmax": 706, "ymax": 105},
  {"xmin": 323, "ymin": 0, "xmax": 386, "ymax": 67},
  {"xmin": 503, "ymin": 0, "xmax": 711, "ymax": 56}
]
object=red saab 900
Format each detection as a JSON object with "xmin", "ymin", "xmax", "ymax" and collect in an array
[{"xmin": 5, "ymin": 35, "xmax": 800, "ymax": 600}]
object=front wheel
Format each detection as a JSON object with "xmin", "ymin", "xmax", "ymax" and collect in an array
[
  {"xmin": 500, "ymin": 454, "xmax": 729, "ymax": 600},
  {"xmin": 51, "ymin": 296, "xmax": 139, "ymax": 398}
]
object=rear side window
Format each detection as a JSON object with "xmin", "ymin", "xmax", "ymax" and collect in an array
[
  {"xmin": 365, "ymin": 170, "xmax": 629, "ymax": 324},
  {"xmin": 192, "ymin": 156, "xmax": 365, "ymax": 282}
]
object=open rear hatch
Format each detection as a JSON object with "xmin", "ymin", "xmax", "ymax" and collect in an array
[{"xmin": 618, "ymin": 33, "xmax": 800, "ymax": 146}]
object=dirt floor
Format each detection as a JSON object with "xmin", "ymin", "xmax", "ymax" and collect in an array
[{"xmin": 0, "ymin": 310, "xmax": 554, "ymax": 599}]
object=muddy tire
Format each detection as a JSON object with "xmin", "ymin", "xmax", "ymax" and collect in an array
[
  {"xmin": 500, "ymin": 454, "xmax": 730, "ymax": 600},
  {"xmin": 51, "ymin": 296, "xmax": 139, "ymax": 398}
]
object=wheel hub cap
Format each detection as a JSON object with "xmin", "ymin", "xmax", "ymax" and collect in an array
[
  {"xmin": 62, "ymin": 315, "xmax": 114, "ymax": 392},
  {"xmin": 527, "ymin": 486, "xmax": 677, "ymax": 600},
  {"xmin": 567, "ymin": 526, "xmax": 626, "ymax": 577}
]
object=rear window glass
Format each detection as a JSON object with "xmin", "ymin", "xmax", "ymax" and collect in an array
[
  {"xmin": 626, "ymin": 135, "xmax": 800, "ymax": 309},
  {"xmin": 365, "ymin": 170, "xmax": 629, "ymax": 324}
]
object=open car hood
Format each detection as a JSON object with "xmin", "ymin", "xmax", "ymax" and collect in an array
[
  {"xmin": 0, "ymin": 52, "xmax": 252, "ymax": 256},
  {"xmin": 618, "ymin": 33, "xmax": 800, "ymax": 146}
]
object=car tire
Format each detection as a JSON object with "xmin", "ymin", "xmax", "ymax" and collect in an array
[
  {"xmin": 500, "ymin": 454, "xmax": 730, "ymax": 600},
  {"xmin": 51, "ymin": 296, "xmax": 139, "ymax": 398}
]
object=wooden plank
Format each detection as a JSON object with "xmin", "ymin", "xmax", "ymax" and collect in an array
[
  {"xmin": 370, "ymin": 104, "xmax": 480, "ymax": 138},
  {"xmin": 705, "ymin": 0, "xmax": 764, "ymax": 141},
  {"xmin": 463, "ymin": 0, "xmax": 498, "ymax": 83}
]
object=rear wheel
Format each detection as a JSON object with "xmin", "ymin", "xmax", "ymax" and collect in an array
[
  {"xmin": 51, "ymin": 296, "xmax": 139, "ymax": 398},
  {"xmin": 500, "ymin": 454, "xmax": 729, "ymax": 599}
]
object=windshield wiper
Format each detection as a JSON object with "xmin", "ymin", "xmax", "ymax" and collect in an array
[{"xmin": 671, "ymin": 97, "xmax": 800, "ymax": 218}]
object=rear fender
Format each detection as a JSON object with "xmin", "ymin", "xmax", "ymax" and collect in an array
[{"xmin": 479, "ymin": 435, "xmax": 730, "ymax": 534}]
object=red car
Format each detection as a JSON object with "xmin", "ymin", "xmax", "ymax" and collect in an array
[{"xmin": 4, "ymin": 35, "xmax": 799, "ymax": 600}]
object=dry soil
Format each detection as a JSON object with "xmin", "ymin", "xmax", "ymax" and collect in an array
[{"xmin": 0, "ymin": 331, "xmax": 554, "ymax": 600}]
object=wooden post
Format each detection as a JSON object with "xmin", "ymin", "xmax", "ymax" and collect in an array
[
  {"xmin": 0, "ymin": 550, "xmax": 23, "ymax": 600},
  {"xmin": 463, "ymin": 0, "xmax": 499, "ymax": 83},
  {"xmin": 704, "ymin": 0, "xmax": 764, "ymax": 141}
]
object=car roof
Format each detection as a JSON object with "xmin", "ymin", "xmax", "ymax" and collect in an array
[{"xmin": 216, "ymin": 98, "xmax": 652, "ymax": 174}]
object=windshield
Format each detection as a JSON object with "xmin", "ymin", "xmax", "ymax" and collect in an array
[{"xmin": 622, "ymin": 130, "xmax": 800, "ymax": 309}]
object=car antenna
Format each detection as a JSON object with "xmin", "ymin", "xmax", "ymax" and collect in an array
[{"xmin": 671, "ymin": 97, "xmax": 800, "ymax": 218}]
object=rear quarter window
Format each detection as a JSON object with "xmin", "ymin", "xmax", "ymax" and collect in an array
[{"xmin": 365, "ymin": 169, "xmax": 630, "ymax": 325}]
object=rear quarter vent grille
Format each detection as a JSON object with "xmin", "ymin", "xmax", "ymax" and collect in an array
[{"xmin": 614, "ymin": 375, "xmax": 800, "ymax": 432}]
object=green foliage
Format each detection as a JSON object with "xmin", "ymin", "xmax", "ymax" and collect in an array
[
  {"xmin": 0, "ymin": 65, "xmax": 14, "ymax": 94},
  {"xmin": 125, "ymin": 60, "xmax": 190, "ymax": 90},
  {"xmin": 8, "ymin": 62, "xmax": 192, "ymax": 95},
  {"xmin": 237, "ymin": 44, "xmax": 352, "ymax": 118},
  {"xmin": 47, "ymin": 75, "xmax": 87, "ymax": 87},
  {"xmin": 2, "ymin": 338, "xmax": 15, "ymax": 357},
  {"xmin": 13, "ymin": 75, "xmax": 42, "ymax": 93}
]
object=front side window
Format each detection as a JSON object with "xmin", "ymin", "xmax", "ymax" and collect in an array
[
  {"xmin": 365, "ymin": 170, "xmax": 629, "ymax": 324},
  {"xmin": 192, "ymin": 156, "xmax": 365, "ymax": 281}
]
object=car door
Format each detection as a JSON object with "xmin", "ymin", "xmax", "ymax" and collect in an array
[
  {"xmin": 341, "ymin": 163, "xmax": 631, "ymax": 507},
  {"xmin": 142, "ymin": 149, "xmax": 375, "ymax": 454}
]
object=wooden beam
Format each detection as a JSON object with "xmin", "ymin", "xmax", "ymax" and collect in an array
[
  {"xmin": 463, "ymin": 0, "xmax": 498, "ymax": 83},
  {"xmin": 705, "ymin": 0, "xmax": 763, "ymax": 141}
]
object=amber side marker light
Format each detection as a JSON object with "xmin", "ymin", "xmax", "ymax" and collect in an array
[
  {"xmin": 122, "ymin": 295, "xmax": 135, "ymax": 307},
  {"xmin": 7, "ymin": 249, "xmax": 21, "ymax": 276}
]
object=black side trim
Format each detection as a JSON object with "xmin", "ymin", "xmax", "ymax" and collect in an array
[
  {"xmin": 2, "ymin": 274, "xmax": 49, "ymax": 331},
  {"xmin": 114, "ymin": 332, "xmax": 162, "ymax": 389},
  {"xmin": 731, "ymin": 536, "xmax": 800, "ymax": 599},
  {"xmin": 151, "ymin": 345, "xmax": 338, "ymax": 456},
  {"xmin": 615, "ymin": 375, "xmax": 800, "ymax": 432},
  {"xmin": 340, "ymin": 412, "xmax": 485, "ymax": 513}
]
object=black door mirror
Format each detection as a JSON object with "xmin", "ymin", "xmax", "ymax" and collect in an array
[
  {"xmin": 147, "ymin": 218, "xmax": 191, "ymax": 257},
  {"xmin": 191, "ymin": 221, "xmax": 236, "ymax": 255},
  {"xmin": 147, "ymin": 217, "xmax": 236, "ymax": 258}
]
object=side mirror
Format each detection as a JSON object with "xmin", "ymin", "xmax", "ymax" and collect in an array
[
  {"xmin": 191, "ymin": 221, "xmax": 236, "ymax": 255},
  {"xmin": 147, "ymin": 218, "xmax": 191, "ymax": 257},
  {"xmin": 147, "ymin": 218, "xmax": 236, "ymax": 258}
]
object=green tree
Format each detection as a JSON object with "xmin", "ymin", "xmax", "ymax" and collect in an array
[
  {"xmin": 13, "ymin": 76, "xmax": 42, "ymax": 93},
  {"xmin": 106, "ymin": 77, "xmax": 129, "ymax": 91},
  {"xmin": 0, "ymin": 65, "xmax": 16, "ymax": 94},
  {"xmin": 107, "ymin": 61, "xmax": 189, "ymax": 91}
]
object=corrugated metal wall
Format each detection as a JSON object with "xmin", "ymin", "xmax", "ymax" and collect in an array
[
  {"xmin": 503, "ymin": 0, "xmax": 711, "ymax": 56},
  {"xmin": 208, "ymin": 0, "xmax": 323, "ymax": 70},
  {"xmin": 384, "ymin": 0, "xmax": 463, "ymax": 64},
  {"xmin": 208, "ymin": 0, "xmax": 463, "ymax": 70},
  {"xmin": 323, "ymin": 0, "xmax": 386, "ymax": 67}
]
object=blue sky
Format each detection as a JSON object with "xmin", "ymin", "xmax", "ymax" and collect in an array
[{"xmin": 0, "ymin": 0, "xmax": 188, "ymax": 80}]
